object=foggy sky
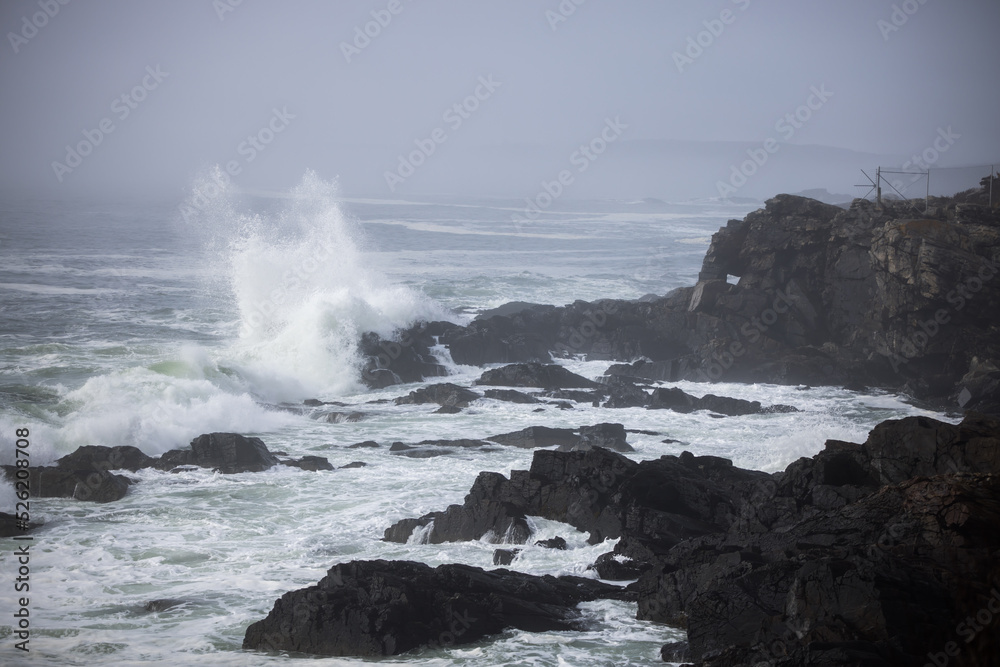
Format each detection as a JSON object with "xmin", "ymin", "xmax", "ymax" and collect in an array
[{"xmin": 1, "ymin": 0, "xmax": 997, "ymax": 202}]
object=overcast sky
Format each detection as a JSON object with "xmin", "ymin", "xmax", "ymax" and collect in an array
[{"xmin": 1, "ymin": 0, "xmax": 997, "ymax": 201}]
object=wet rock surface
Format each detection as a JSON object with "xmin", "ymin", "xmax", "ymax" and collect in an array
[{"xmin": 242, "ymin": 559, "xmax": 634, "ymax": 657}]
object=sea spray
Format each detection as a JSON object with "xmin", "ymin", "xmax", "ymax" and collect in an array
[{"xmin": 220, "ymin": 171, "xmax": 448, "ymax": 400}]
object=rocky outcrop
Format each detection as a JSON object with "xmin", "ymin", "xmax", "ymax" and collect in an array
[
  {"xmin": 155, "ymin": 432, "xmax": 278, "ymax": 474},
  {"xmin": 475, "ymin": 363, "xmax": 600, "ymax": 389},
  {"xmin": 278, "ymin": 455, "xmax": 334, "ymax": 471},
  {"xmin": 486, "ymin": 425, "xmax": 579, "ymax": 449},
  {"xmin": 376, "ymin": 412, "xmax": 1000, "ymax": 665},
  {"xmin": 55, "ymin": 445, "xmax": 156, "ymax": 472},
  {"xmin": 388, "ymin": 439, "xmax": 497, "ymax": 458},
  {"xmin": 394, "ymin": 382, "xmax": 481, "ymax": 408},
  {"xmin": 632, "ymin": 412, "xmax": 1000, "ymax": 666},
  {"xmin": 384, "ymin": 471, "xmax": 530, "ymax": 543},
  {"xmin": 485, "ymin": 423, "xmax": 633, "ymax": 452},
  {"xmin": 358, "ymin": 322, "xmax": 454, "ymax": 389},
  {"xmin": 2, "ymin": 434, "xmax": 337, "ymax": 505},
  {"xmin": 242, "ymin": 559, "xmax": 633, "ymax": 657},
  {"xmin": 1, "ymin": 465, "xmax": 131, "ymax": 502},
  {"xmin": 482, "ymin": 388, "xmax": 543, "ymax": 404},
  {"xmin": 361, "ymin": 193, "xmax": 1000, "ymax": 413}
]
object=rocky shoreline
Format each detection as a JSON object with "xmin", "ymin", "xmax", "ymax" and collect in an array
[
  {"xmin": 363, "ymin": 192, "xmax": 1000, "ymax": 415},
  {"xmin": 6, "ymin": 191, "xmax": 999, "ymax": 664},
  {"xmin": 241, "ymin": 411, "xmax": 1000, "ymax": 665}
]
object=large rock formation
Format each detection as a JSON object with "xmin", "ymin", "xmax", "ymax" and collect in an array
[
  {"xmin": 155, "ymin": 432, "xmax": 278, "ymax": 474},
  {"xmin": 361, "ymin": 192, "xmax": 1000, "ymax": 412},
  {"xmin": 376, "ymin": 412, "xmax": 1000, "ymax": 665},
  {"xmin": 242, "ymin": 560, "xmax": 633, "ymax": 657}
]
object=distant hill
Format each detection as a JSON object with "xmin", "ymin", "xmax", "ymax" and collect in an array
[{"xmin": 791, "ymin": 188, "xmax": 855, "ymax": 206}]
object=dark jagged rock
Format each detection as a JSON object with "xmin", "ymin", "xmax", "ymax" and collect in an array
[
  {"xmin": 535, "ymin": 536, "xmax": 568, "ymax": 550},
  {"xmin": 544, "ymin": 388, "xmax": 606, "ymax": 403},
  {"xmin": 566, "ymin": 423, "xmax": 633, "ymax": 452},
  {"xmin": 647, "ymin": 386, "xmax": 782, "ymax": 416},
  {"xmin": 484, "ymin": 423, "xmax": 632, "ymax": 452},
  {"xmin": 600, "ymin": 376, "xmax": 651, "ymax": 408},
  {"xmin": 606, "ymin": 359, "xmax": 679, "ymax": 382},
  {"xmin": 2, "ymin": 466, "xmax": 131, "ymax": 502},
  {"xmin": 475, "ymin": 363, "xmax": 599, "ymax": 389},
  {"xmin": 303, "ymin": 398, "xmax": 347, "ymax": 407},
  {"xmin": 487, "ymin": 426, "xmax": 579, "ymax": 449},
  {"xmin": 408, "ymin": 193, "xmax": 1000, "ymax": 412},
  {"xmin": 55, "ymin": 445, "xmax": 155, "ymax": 472},
  {"xmin": 315, "ymin": 411, "xmax": 367, "ymax": 423},
  {"xmin": 628, "ymin": 412, "xmax": 1000, "ymax": 666},
  {"xmin": 279, "ymin": 455, "xmax": 334, "ymax": 471},
  {"xmin": 386, "ymin": 447, "xmax": 640, "ymax": 547},
  {"xmin": 693, "ymin": 393, "xmax": 762, "ymax": 416},
  {"xmin": 482, "ymin": 388, "xmax": 542, "ymax": 404},
  {"xmin": 384, "ymin": 471, "xmax": 530, "ymax": 543},
  {"xmin": 242, "ymin": 559, "xmax": 633, "ymax": 657},
  {"xmin": 394, "ymin": 382, "xmax": 481, "ymax": 408},
  {"xmin": 433, "ymin": 405, "xmax": 462, "ymax": 414},
  {"xmin": 476, "ymin": 301, "xmax": 550, "ymax": 319},
  {"xmin": 647, "ymin": 386, "xmax": 698, "ymax": 411},
  {"xmin": 493, "ymin": 548, "xmax": 521, "ymax": 565},
  {"xmin": 660, "ymin": 641, "xmax": 690, "ymax": 662},
  {"xmin": 339, "ymin": 461, "xmax": 367, "ymax": 469},
  {"xmin": 359, "ymin": 322, "xmax": 453, "ymax": 389},
  {"xmin": 388, "ymin": 439, "xmax": 495, "ymax": 458},
  {"xmin": 0, "ymin": 511, "xmax": 40, "ymax": 536},
  {"xmin": 155, "ymin": 433, "xmax": 278, "ymax": 474},
  {"xmin": 440, "ymin": 305, "xmax": 558, "ymax": 366}
]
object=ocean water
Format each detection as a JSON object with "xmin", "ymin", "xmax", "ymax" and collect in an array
[{"xmin": 0, "ymin": 173, "xmax": 954, "ymax": 666}]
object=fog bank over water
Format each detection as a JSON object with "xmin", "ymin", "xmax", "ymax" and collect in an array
[{"xmin": 0, "ymin": 0, "xmax": 997, "ymax": 202}]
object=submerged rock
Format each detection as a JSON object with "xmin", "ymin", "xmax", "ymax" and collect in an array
[
  {"xmin": 535, "ymin": 536, "xmax": 567, "ymax": 550},
  {"xmin": 278, "ymin": 455, "xmax": 334, "ymax": 471},
  {"xmin": 388, "ymin": 439, "xmax": 496, "ymax": 458},
  {"xmin": 482, "ymin": 388, "xmax": 542, "ymax": 404},
  {"xmin": 143, "ymin": 599, "xmax": 187, "ymax": 613}
]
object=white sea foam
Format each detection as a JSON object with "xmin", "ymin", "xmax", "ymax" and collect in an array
[{"xmin": 216, "ymin": 171, "xmax": 450, "ymax": 400}]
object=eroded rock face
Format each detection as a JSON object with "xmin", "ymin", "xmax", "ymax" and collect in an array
[
  {"xmin": 363, "ymin": 195, "xmax": 999, "ymax": 412},
  {"xmin": 632, "ymin": 412, "xmax": 1000, "ymax": 666},
  {"xmin": 242, "ymin": 560, "xmax": 633, "ymax": 657}
]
